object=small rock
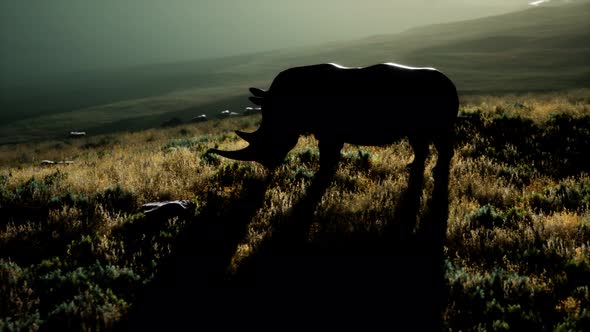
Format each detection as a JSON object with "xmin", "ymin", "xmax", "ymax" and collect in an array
[{"xmin": 142, "ymin": 200, "xmax": 196, "ymax": 216}]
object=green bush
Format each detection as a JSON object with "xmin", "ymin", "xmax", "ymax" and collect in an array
[
  {"xmin": 36, "ymin": 261, "xmax": 139, "ymax": 331},
  {"xmin": 0, "ymin": 260, "xmax": 39, "ymax": 325},
  {"xmin": 470, "ymin": 204, "xmax": 506, "ymax": 229},
  {"xmin": 97, "ymin": 184, "xmax": 135, "ymax": 213},
  {"xmin": 341, "ymin": 148, "xmax": 372, "ymax": 171},
  {"xmin": 446, "ymin": 262, "xmax": 550, "ymax": 331},
  {"xmin": 529, "ymin": 180, "xmax": 590, "ymax": 213},
  {"xmin": 200, "ymin": 150, "xmax": 220, "ymax": 166},
  {"xmin": 214, "ymin": 162, "xmax": 256, "ymax": 186},
  {"xmin": 296, "ymin": 148, "xmax": 319, "ymax": 165},
  {"xmin": 163, "ymin": 136, "xmax": 208, "ymax": 150}
]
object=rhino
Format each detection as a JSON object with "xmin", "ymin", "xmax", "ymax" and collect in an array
[{"xmin": 207, "ymin": 63, "xmax": 459, "ymax": 174}]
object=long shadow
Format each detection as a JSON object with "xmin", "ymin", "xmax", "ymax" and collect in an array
[
  {"xmin": 230, "ymin": 162, "xmax": 451, "ymax": 331},
  {"xmin": 116, "ymin": 175, "xmax": 270, "ymax": 331},
  {"xmin": 117, "ymin": 158, "xmax": 450, "ymax": 331}
]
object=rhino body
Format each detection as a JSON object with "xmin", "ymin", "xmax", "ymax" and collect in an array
[{"xmin": 209, "ymin": 63, "xmax": 459, "ymax": 171}]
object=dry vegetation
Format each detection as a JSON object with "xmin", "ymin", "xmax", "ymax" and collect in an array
[{"xmin": 1, "ymin": 89, "xmax": 589, "ymax": 331}]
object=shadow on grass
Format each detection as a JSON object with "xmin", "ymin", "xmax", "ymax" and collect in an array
[{"xmin": 118, "ymin": 161, "xmax": 451, "ymax": 331}]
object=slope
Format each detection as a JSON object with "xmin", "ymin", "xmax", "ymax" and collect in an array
[{"xmin": 1, "ymin": 2, "xmax": 588, "ymax": 144}]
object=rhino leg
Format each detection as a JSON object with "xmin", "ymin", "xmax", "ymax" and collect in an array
[
  {"xmin": 434, "ymin": 131, "xmax": 455, "ymax": 177},
  {"xmin": 422, "ymin": 134, "xmax": 455, "ymax": 249},
  {"xmin": 408, "ymin": 137, "xmax": 429, "ymax": 177},
  {"xmin": 318, "ymin": 140, "xmax": 344, "ymax": 176},
  {"xmin": 432, "ymin": 134, "xmax": 454, "ymax": 193}
]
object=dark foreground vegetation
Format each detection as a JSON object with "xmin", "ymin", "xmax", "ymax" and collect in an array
[{"xmin": 1, "ymin": 90, "xmax": 589, "ymax": 331}]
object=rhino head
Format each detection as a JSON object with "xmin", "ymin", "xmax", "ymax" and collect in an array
[{"xmin": 207, "ymin": 87, "xmax": 298, "ymax": 169}]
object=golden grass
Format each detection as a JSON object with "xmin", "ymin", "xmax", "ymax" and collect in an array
[
  {"xmin": 1, "ymin": 90, "xmax": 589, "ymax": 330},
  {"xmin": 460, "ymin": 88, "xmax": 590, "ymax": 122},
  {"xmin": 2, "ymin": 93, "xmax": 589, "ymax": 265}
]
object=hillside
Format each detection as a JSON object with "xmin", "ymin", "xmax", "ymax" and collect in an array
[
  {"xmin": 1, "ymin": 90, "xmax": 589, "ymax": 330},
  {"xmin": 1, "ymin": 3, "xmax": 589, "ymax": 145}
]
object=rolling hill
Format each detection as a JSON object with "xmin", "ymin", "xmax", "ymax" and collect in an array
[{"xmin": 1, "ymin": 2, "xmax": 589, "ymax": 145}]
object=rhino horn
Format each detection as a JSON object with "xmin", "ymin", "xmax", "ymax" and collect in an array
[
  {"xmin": 207, "ymin": 145, "xmax": 260, "ymax": 162},
  {"xmin": 235, "ymin": 130, "xmax": 259, "ymax": 143},
  {"xmin": 249, "ymin": 96, "xmax": 265, "ymax": 106},
  {"xmin": 249, "ymin": 87, "xmax": 268, "ymax": 97}
]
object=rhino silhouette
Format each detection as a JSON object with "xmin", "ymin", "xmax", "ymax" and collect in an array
[{"xmin": 208, "ymin": 63, "xmax": 459, "ymax": 174}]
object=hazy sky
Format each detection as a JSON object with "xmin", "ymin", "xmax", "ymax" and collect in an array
[{"xmin": 1, "ymin": 1, "xmax": 531, "ymax": 82}]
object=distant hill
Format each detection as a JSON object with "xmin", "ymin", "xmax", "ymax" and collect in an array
[
  {"xmin": 278, "ymin": 1, "xmax": 590, "ymax": 92},
  {"xmin": 1, "ymin": 2, "xmax": 589, "ymax": 144}
]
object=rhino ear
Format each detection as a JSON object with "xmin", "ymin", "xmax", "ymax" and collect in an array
[
  {"xmin": 249, "ymin": 87, "xmax": 268, "ymax": 97},
  {"xmin": 249, "ymin": 96, "xmax": 265, "ymax": 106}
]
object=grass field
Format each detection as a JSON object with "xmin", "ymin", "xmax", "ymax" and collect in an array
[{"xmin": 1, "ymin": 89, "xmax": 589, "ymax": 331}]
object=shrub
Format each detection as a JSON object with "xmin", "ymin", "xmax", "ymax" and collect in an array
[
  {"xmin": 296, "ymin": 148, "xmax": 319, "ymax": 165},
  {"xmin": 0, "ymin": 174, "xmax": 12, "ymax": 204},
  {"xmin": 214, "ymin": 162, "xmax": 256, "ymax": 187},
  {"xmin": 529, "ymin": 180, "xmax": 590, "ymax": 213},
  {"xmin": 200, "ymin": 150, "xmax": 220, "ymax": 166},
  {"xmin": 163, "ymin": 136, "xmax": 208, "ymax": 150},
  {"xmin": 0, "ymin": 260, "xmax": 40, "ymax": 324},
  {"xmin": 97, "ymin": 184, "xmax": 135, "ymax": 213},
  {"xmin": 470, "ymin": 204, "xmax": 506, "ymax": 229},
  {"xmin": 446, "ymin": 262, "xmax": 550, "ymax": 331},
  {"xmin": 293, "ymin": 167, "xmax": 314, "ymax": 181},
  {"xmin": 341, "ymin": 148, "xmax": 372, "ymax": 171},
  {"xmin": 37, "ymin": 261, "xmax": 139, "ymax": 331}
]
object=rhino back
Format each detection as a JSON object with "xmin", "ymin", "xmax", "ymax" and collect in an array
[{"xmin": 266, "ymin": 63, "xmax": 458, "ymax": 143}]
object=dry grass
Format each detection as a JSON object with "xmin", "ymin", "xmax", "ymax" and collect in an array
[{"xmin": 1, "ymin": 90, "xmax": 589, "ymax": 331}]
